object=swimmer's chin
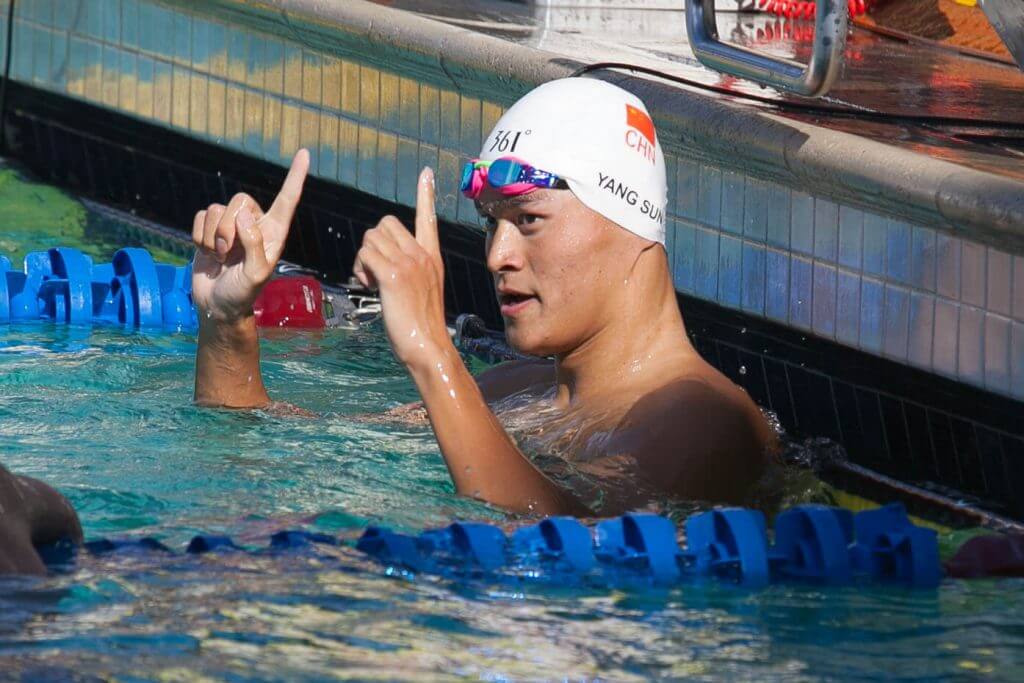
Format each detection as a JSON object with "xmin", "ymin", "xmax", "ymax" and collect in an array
[{"xmin": 504, "ymin": 326, "xmax": 560, "ymax": 358}]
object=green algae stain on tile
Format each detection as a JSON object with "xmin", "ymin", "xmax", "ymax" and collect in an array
[
  {"xmin": 0, "ymin": 165, "xmax": 89, "ymax": 263},
  {"xmin": 0, "ymin": 163, "xmax": 188, "ymax": 266}
]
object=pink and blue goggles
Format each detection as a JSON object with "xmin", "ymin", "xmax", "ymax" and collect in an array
[{"xmin": 460, "ymin": 156, "xmax": 565, "ymax": 199}]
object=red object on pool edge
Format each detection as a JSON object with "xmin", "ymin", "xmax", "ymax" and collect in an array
[
  {"xmin": 757, "ymin": 0, "xmax": 873, "ymax": 19},
  {"xmin": 254, "ymin": 276, "xmax": 325, "ymax": 329},
  {"xmin": 946, "ymin": 534, "xmax": 1024, "ymax": 578}
]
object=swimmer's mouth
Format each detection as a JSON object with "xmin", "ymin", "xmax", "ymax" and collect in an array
[{"xmin": 497, "ymin": 290, "xmax": 538, "ymax": 316}]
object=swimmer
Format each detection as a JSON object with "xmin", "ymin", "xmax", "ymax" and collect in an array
[
  {"xmin": 0, "ymin": 463, "xmax": 82, "ymax": 574},
  {"xmin": 192, "ymin": 78, "xmax": 776, "ymax": 515}
]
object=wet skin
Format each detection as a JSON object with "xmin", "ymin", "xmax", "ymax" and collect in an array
[
  {"xmin": 0, "ymin": 463, "xmax": 82, "ymax": 575},
  {"xmin": 192, "ymin": 149, "xmax": 776, "ymax": 516}
]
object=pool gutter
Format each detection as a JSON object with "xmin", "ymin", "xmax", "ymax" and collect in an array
[{"xmin": 193, "ymin": 0, "xmax": 1024, "ymax": 250}]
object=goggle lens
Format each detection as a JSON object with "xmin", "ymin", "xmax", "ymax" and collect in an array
[
  {"xmin": 486, "ymin": 159, "xmax": 523, "ymax": 188},
  {"xmin": 460, "ymin": 162, "xmax": 477, "ymax": 192}
]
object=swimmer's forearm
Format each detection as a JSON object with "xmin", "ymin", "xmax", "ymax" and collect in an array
[
  {"xmin": 194, "ymin": 315, "xmax": 271, "ymax": 408},
  {"xmin": 409, "ymin": 343, "xmax": 586, "ymax": 516}
]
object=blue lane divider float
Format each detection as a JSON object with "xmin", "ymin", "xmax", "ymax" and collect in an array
[
  {"xmin": 357, "ymin": 502, "xmax": 941, "ymax": 588},
  {"xmin": 0, "ymin": 247, "xmax": 194, "ymax": 329},
  {"xmin": 39, "ymin": 503, "xmax": 940, "ymax": 588}
]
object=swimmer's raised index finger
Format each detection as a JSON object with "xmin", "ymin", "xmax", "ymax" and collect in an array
[
  {"xmin": 415, "ymin": 167, "xmax": 439, "ymax": 256},
  {"xmin": 267, "ymin": 149, "xmax": 310, "ymax": 225}
]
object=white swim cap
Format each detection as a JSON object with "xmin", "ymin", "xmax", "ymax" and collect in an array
[{"xmin": 479, "ymin": 78, "xmax": 668, "ymax": 246}]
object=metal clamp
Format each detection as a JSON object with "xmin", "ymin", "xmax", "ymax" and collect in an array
[{"xmin": 686, "ymin": 0, "xmax": 847, "ymax": 97}]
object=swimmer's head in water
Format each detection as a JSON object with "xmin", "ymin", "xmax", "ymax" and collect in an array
[{"xmin": 474, "ymin": 79, "xmax": 669, "ymax": 355}]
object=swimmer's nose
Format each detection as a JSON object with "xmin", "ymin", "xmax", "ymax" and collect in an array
[{"xmin": 485, "ymin": 221, "xmax": 524, "ymax": 274}]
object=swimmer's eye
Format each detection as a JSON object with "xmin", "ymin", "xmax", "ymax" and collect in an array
[{"xmin": 478, "ymin": 213, "xmax": 541, "ymax": 233}]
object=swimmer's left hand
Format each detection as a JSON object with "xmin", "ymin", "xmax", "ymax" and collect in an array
[{"xmin": 353, "ymin": 168, "xmax": 451, "ymax": 369}]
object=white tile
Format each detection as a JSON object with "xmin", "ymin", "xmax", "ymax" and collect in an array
[
  {"xmin": 910, "ymin": 226, "xmax": 936, "ymax": 292},
  {"xmin": 961, "ymin": 240, "xmax": 987, "ymax": 307},
  {"xmin": 740, "ymin": 241, "xmax": 766, "ymax": 315},
  {"xmin": 812, "ymin": 262, "xmax": 837, "ymax": 339},
  {"xmin": 836, "ymin": 269, "xmax": 860, "ymax": 346},
  {"xmin": 790, "ymin": 192, "xmax": 813, "ymax": 256},
  {"xmin": 984, "ymin": 314, "xmax": 1011, "ymax": 394},
  {"xmin": 675, "ymin": 157, "xmax": 699, "ymax": 221},
  {"xmin": 987, "ymin": 248, "xmax": 1012, "ymax": 317},
  {"xmin": 673, "ymin": 220, "xmax": 696, "ymax": 294},
  {"xmin": 813, "ymin": 199, "xmax": 838, "ymax": 262},
  {"xmin": 886, "ymin": 220, "xmax": 911, "ymax": 285},
  {"xmin": 789, "ymin": 256, "xmax": 813, "ymax": 330},
  {"xmin": 859, "ymin": 276, "xmax": 884, "ymax": 353},
  {"xmin": 1012, "ymin": 321, "xmax": 1024, "ymax": 399},
  {"xmin": 1013, "ymin": 256, "xmax": 1024, "ymax": 322},
  {"xmin": 838, "ymin": 205, "xmax": 863, "ymax": 269},
  {"xmin": 698, "ymin": 166, "xmax": 722, "ymax": 228},
  {"xmin": 765, "ymin": 182, "xmax": 790, "ymax": 248},
  {"xmin": 958, "ymin": 304, "xmax": 985, "ymax": 386},
  {"xmin": 721, "ymin": 170, "xmax": 744, "ymax": 235},
  {"xmin": 933, "ymin": 297, "xmax": 959, "ymax": 378},
  {"xmin": 883, "ymin": 284, "xmax": 910, "ymax": 361},
  {"xmin": 742, "ymin": 177, "xmax": 768, "ymax": 242},
  {"xmin": 936, "ymin": 234, "xmax": 961, "ymax": 301},
  {"xmin": 765, "ymin": 248, "xmax": 789, "ymax": 322},
  {"xmin": 908, "ymin": 292, "xmax": 934, "ymax": 371}
]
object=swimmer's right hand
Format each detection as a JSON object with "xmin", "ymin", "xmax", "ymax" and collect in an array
[{"xmin": 191, "ymin": 149, "xmax": 310, "ymax": 323}]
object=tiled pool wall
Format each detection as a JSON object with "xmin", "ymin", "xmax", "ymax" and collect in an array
[
  {"xmin": 3, "ymin": 0, "xmax": 1023, "ymax": 515},
  {"xmin": 666, "ymin": 163, "xmax": 1024, "ymax": 403},
  {"xmin": 5, "ymin": 0, "xmax": 1019, "ymax": 403}
]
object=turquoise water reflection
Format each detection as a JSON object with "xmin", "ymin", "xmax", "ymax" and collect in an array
[
  {"xmin": 1, "ymin": 321, "xmax": 1023, "ymax": 680},
  {"xmin": 0, "ymin": 323, "xmax": 494, "ymax": 542}
]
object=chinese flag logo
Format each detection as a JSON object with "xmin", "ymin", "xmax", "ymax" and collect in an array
[{"xmin": 625, "ymin": 104, "xmax": 656, "ymax": 146}]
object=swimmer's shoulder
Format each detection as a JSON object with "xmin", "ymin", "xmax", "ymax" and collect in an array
[
  {"xmin": 475, "ymin": 357, "xmax": 555, "ymax": 403},
  {"xmin": 614, "ymin": 368, "xmax": 776, "ymax": 503}
]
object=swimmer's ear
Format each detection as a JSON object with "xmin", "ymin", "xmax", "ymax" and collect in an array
[
  {"xmin": 266, "ymin": 149, "xmax": 310, "ymax": 228},
  {"xmin": 414, "ymin": 167, "xmax": 440, "ymax": 259}
]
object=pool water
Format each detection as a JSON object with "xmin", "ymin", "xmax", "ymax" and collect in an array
[{"xmin": 1, "ymin": 166, "xmax": 1024, "ymax": 680}]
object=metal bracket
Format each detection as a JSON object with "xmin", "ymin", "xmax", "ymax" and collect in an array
[
  {"xmin": 686, "ymin": 0, "xmax": 848, "ymax": 97},
  {"xmin": 979, "ymin": 0, "xmax": 1024, "ymax": 71}
]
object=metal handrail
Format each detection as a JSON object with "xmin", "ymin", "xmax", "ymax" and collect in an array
[{"xmin": 686, "ymin": 0, "xmax": 848, "ymax": 97}]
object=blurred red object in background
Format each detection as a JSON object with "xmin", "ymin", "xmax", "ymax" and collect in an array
[{"xmin": 254, "ymin": 276, "xmax": 325, "ymax": 329}]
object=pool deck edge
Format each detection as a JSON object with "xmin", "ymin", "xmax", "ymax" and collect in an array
[{"xmin": 209, "ymin": 0, "xmax": 1024, "ymax": 252}]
